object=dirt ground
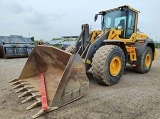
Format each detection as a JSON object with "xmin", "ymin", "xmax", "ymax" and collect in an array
[{"xmin": 0, "ymin": 49, "xmax": 160, "ymax": 119}]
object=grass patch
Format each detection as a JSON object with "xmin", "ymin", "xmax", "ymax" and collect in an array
[{"xmin": 53, "ymin": 44, "xmax": 62, "ymax": 49}]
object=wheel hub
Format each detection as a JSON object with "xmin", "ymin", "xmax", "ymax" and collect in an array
[
  {"xmin": 110, "ymin": 56, "xmax": 121, "ymax": 76},
  {"xmin": 145, "ymin": 54, "xmax": 151, "ymax": 68}
]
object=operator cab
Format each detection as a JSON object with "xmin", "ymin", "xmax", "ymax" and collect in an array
[{"xmin": 95, "ymin": 5, "xmax": 139, "ymax": 39}]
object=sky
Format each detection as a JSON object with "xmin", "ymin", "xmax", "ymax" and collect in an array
[{"xmin": 0, "ymin": 0, "xmax": 159, "ymax": 41}]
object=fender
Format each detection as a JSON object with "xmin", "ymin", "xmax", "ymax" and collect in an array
[
  {"xmin": 134, "ymin": 39, "xmax": 155, "ymax": 65},
  {"xmin": 84, "ymin": 30, "xmax": 110, "ymax": 71}
]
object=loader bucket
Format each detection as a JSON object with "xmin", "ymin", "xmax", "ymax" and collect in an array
[{"xmin": 9, "ymin": 45, "xmax": 89, "ymax": 118}]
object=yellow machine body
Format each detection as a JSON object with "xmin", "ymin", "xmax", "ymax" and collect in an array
[{"xmin": 9, "ymin": 5, "xmax": 157, "ymax": 118}]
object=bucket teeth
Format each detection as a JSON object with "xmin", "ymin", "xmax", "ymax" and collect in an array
[
  {"xmin": 15, "ymin": 86, "xmax": 33, "ymax": 93},
  {"xmin": 13, "ymin": 84, "xmax": 24, "ymax": 89},
  {"xmin": 26, "ymin": 100, "xmax": 41, "ymax": 110},
  {"xmin": 8, "ymin": 79, "xmax": 18, "ymax": 83},
  {"xmin": 22, "ymin": 95, "xmax": 36, "ymax": 103},
  {"xmin": 10, "ymin": 81, "xmax": 21, "ymax": 86},
  {"xmin": 18, "ymin": 91, "xmax": 31, "ymax": 98},
  {"xmin": 32, "ymin": 109, "xmax": 45, "ymax": 119},
  {"xmin": 15, "ymin": 87, "xmax": 27, "ymax": 93}
]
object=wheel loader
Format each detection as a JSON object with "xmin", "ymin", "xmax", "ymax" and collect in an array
[{"xmin": 9, "ymin": 5, "xmax": 157, "ymax": 118}]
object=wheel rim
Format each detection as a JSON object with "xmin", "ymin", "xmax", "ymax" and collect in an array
[
  {"xmin": 145, "ymin": 54, "xmax": 151, "ymax": 68},
  {"xmin": 110, "ymin": 56, "xmax": 121, "ymax": 76}
]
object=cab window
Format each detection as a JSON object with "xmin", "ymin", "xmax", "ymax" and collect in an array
[{"xmin": 126, "ymin": 11, "xmax": 136, "ymax": 38}]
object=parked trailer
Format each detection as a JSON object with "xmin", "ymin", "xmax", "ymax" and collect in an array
[{"xmin": 0, "ymin": 35, "xmax": 34, "ymax": 58}]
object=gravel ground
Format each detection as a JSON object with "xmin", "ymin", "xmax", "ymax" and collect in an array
[{"xmin": 0, "ymin": 49, "xmax": 160, "ymax": 119}]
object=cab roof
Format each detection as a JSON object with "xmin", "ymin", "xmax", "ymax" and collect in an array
[{"xmin": 99, "ymin": 5, "xmax": 140, "ymax": 14}]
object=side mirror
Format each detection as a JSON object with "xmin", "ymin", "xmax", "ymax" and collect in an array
[{"xmin": 94, "ymin": 14, "xmax": 98, "ymax": 22}]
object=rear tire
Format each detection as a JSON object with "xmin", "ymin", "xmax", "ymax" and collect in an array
[
  {"xmin": 92, "ymin": 45, "xmax": 125, "ymax": 86},
  {"xmin": 134, "ymin": 46, "xmax": 153, "ymax": 73}
]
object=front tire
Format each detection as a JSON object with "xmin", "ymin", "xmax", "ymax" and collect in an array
[{"xmin": 92, "ymin": 45, "xmax": 125, "ymax": 86}]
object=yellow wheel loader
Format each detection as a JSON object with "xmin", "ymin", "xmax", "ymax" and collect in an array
[{"xmin": 9, "ymin": 5, "xmax": 157, "ymax": 118}]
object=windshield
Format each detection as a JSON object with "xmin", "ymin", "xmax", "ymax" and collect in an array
[{"xmin": 102, "ymin": 9, "xmax": 127, "ymax": 30}]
